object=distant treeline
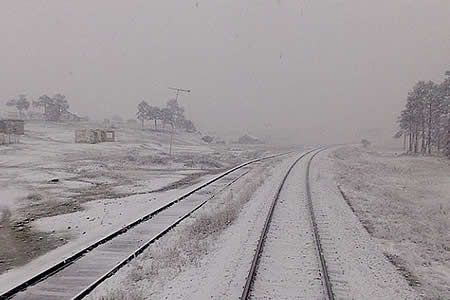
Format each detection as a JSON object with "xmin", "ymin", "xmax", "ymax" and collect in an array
[
  {"xmin": 136, "ymin": 99, "xmax": 196, "ymax": 132},
  {"xmin": 397, "ymin": 71, "xmax": 450, "ymax": 154},
  {"xmin": 4, "ymin": 94, "xmax": 79, "ymax": 122}
]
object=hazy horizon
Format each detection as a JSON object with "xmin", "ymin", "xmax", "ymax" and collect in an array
[{"xmin": 1, "ymin": 1, "xmax": 449, "ymax": 144}]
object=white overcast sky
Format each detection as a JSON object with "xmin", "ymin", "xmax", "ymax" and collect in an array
[{"xmin": 1, "ymin": 1, "xmax": 449, "ymax": 143}]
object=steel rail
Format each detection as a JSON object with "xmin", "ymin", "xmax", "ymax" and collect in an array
[
  {"xmin": 305, "ymin": 148, "xmax": 335, "ymax": 300},
  {"xmin": 240, "ymin": 148, "xmax": 319, "ymax": 300},
  {"xmin": 72, "ymin": 169, "xmax": 251, "ymax": 300},
  {"xmin": 1, "ymin": 152, "xmax": 290, "ymax": 300}
]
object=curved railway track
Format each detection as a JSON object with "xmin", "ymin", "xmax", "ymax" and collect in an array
[
  {"xmin": 240, "ymin": 147, "xmax": 335, "ymax": 300},
  {"xmin": 0, "ymin": 152, "xmax": 288, "ymax": 300}
]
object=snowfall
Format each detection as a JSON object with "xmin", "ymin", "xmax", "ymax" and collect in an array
[
  {"xmin": 89, "ymin": 146, "xmax": 447, "ymax": 300},
  {"xmin": 0, "ymin": 121, "xmax": 271, "ymax": 293},
  {"xmin": 1, "ymin": 123, "xmax": 448, "ymax": 299}
]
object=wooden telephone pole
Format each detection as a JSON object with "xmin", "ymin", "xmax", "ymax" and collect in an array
[{"xmin": 168, "ymin": 87, "xmax": 191, "ymax": 156}]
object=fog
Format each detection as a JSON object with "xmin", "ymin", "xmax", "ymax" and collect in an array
[{"xmin": 1, "ymin": 1, "xmax": 449, "ymax": 144}]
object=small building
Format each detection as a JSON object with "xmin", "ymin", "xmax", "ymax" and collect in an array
[
  {"xmin": 0, "ymin": 119, "xmax": 25, "ymax": 135},
  {"xmin": 104, "ymin": 130, "xmax": 116, "ymax": 142},
  {"xmin": 75, "ymin": 129, "xmax": 115, "ymax": 144},
  {"xmin": 0, "ymin": 133, "xmax": 20, "ymax": 145},
  {"xmin": 236, "ymin": 134, "xmax": 263, "ymax": 144}
]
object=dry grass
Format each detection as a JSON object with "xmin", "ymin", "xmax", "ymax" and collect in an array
[
  {"xmin": 96, "ymin": 289, "xmax": 143, "ymax": 300},
  {"xmin": 333, "ymin": 146, "xmax": 450, "ymax": 299},
  {"xmin": 97, "ymin": 165, "xmax": 270, "ymax": 299}
]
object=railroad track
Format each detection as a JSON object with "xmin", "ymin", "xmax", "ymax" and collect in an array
[
  {"xmin": 240, "ymin": 147, "xmax": 335, "ymax": 299},
  {"xmin": 0, "ymin": 152, "xmax": 288, "ymax": 300}
]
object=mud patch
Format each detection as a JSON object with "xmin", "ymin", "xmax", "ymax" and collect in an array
[
  {"xmin": 0, "ymin": 208, "xmax": 67, "ymax": 274},
  {"xmin": 19, "ymin": 192, "xmax": 84, "ymax": 220},
  {"xmin": 70, "ymin": 182, "xmax": 128, "ymax": 202}
]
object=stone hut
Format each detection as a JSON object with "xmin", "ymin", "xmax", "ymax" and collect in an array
[{"xmin": 75, "ymin": 129, "xmax": 115, "ymax": 144}]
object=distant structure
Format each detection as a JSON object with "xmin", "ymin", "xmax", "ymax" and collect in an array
[
  {"xmin": 0, "ymin": 119, "xmax": 25, "ymax": 135},
  {"xmin": 75, "ymin": 129, "xmax": 115, "ymax": 144},
  {"xmin": 236, "ymin": 134, "xmax": 263, "ymax": 144}
]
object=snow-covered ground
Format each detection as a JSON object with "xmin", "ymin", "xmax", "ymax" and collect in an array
[
  {"xmin": 311, "ymin": 148, "xmax": 417, "ymax": 299},
  {"xmin": 89, "ymin": 155, "xmax": 295, "ymax": 299},
  {"xmin": 0, "ymin": 121, "xmax": 269, "ymax": 277},
  {"xmin": 3, "ymin": 128, "xmax": 434, "ymax": 299},
  {"xmin": 331, "ymin": 146, "xmax": 450, "ymax": 299},
  {"xmin": 89, "ymin": 148, "xmax": 421, "ymax": 300}
]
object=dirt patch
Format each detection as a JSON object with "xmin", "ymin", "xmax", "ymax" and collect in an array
[
  {"xmin": 16, "ymin": 191, "xmax": 83, "ymax": 221},
  {"xmin": 69, "ymin": 182, "xmax": 129, "ymax": 202},
  {"xmin": 67, "ymin": 169, "xmax": 219, "ymax": 202},
  {"xmin": 0, "ymin": 208, "xmax": 67, "ymax": 274}
]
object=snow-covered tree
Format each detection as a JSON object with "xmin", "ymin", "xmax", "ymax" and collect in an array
[
  {"xmin": 183, "ymin": 119, "xmax": 196, "ymax": 133},
  {"xmin": 136, "ymin": 101, "xmax": 150, "ymax": 128},
  {"xmin": 32, "ymin": 94, "xmax": 70, "ymax": 121},
  {"xmin": 33, "ymin": 94, "xmax": 52, "ymax": 110},
  {"xmin": 147, "ymin": 106, "xmax": 161, "ymax": 130},
  {"xmin": 161, "ymin": 107, "xmax": 174, "ymax": 129},
  {"xmin": 135, "ymin": 98, "xmax": 196, "ymax": 132},
  {"xmin": 6, "ymin": 94, "xmax": 30, "ymax": 119},
  {"xmin": 166, "ymin": 99, "xmax": 185, "ymax": 128},
  {"xmin": 53, "ymin": 94, "xmax": 69, "ymax": 112},
  {"xmin": 398, "ymin": 72, "xmax": 450, "ymax": 155}
]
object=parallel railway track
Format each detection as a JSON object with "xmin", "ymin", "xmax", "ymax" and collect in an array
[
  {"xmin": 240, "ymin": 147, "xmax": 335, "ymax": 300},
  {"xmin": 1, "ymin": 152, "xmax": 288, "ymax": 300}
]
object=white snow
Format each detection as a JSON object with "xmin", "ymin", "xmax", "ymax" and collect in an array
[
  {"xmin": 310, "ymin": 148, "xmax": 418, "ymax": 299},
  {"xmin": 89, "ymin": 155, "xmax": 297, "ymax": 299},
  {"xmin": 330, "ymin": 145, "xmax": 450, "ymax": 299},
  {"xmin": 0, "ymin": 175, "xmax": 218, "ymax": 294},
  {"xmin": 0, "ymin": 189, "xmax": 28, "ymax": 219},
  {"xmin": 251, "ymin": 154, "xmax": 322, "ymax": 299},
  {"xmin": 0, "ymin": 121, "xmax": 272, "ymax": 291},
  {"xmin": 87, "ymin": 148, "xmax": 425, "ymax": 299}
]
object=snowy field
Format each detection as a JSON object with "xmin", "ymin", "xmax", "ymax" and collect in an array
[
  {"xmin": 331, "ymin": 146, "xmax": 450, "ymax": 299},
  {"xmin": 0, "ymin": 121, "xmax": 270, "ymax": 278},
  {"xmin": 3, "ymin": 125, "xmax": 439, "ymax": 299}
]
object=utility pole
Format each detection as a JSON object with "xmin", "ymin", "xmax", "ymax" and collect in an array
[
  {"xmin": 168, "ymin": 87, "xmax": 191, "ymax": 156},
  {"xmin": 169, "ymin": 87, "xmax": 191, "ymax": 101}
]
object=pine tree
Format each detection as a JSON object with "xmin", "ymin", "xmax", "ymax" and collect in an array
[{"xmin": 136, "ymin": 101, "xmax": 150, "ymax": 128}]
